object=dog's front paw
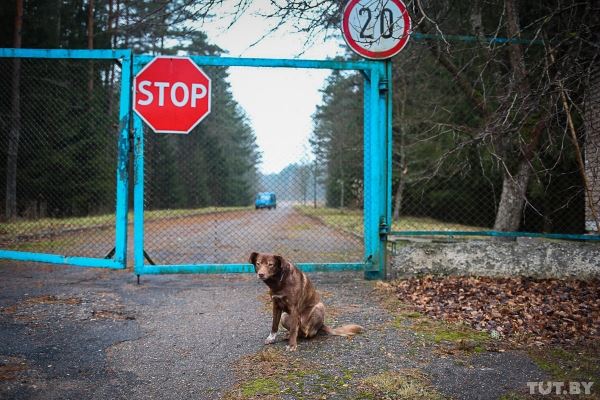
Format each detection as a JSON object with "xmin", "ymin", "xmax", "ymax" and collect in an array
[
  {"xmin": 285, "ymin": 344, "xmax": 297, "ymax": 352},
  {"xmin": 264, "ymin": 332, "xmax": 277, "ymax": 345}
]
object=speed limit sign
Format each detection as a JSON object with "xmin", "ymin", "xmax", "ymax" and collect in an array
[{"xmin": 341, "ymin": 0, "xmax": 411, "ymax": 60}]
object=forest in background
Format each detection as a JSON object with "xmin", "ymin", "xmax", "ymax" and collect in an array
[
  {"xmin": 309, "ymin": 0, "xmax": 599, "ymax": 234},
  {"xmin": 0, "ymin": 0, "xmax": 261, "ymax": 219},
  {"xmin": 1, "ymin": 0, "xmax": 599, "ymax": 236}
]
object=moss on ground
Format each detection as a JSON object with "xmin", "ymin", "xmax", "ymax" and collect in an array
[
  {"xmin": 410, "ymin": 318, "xmax": 490, "ymax": 348},
  {"xmin": 528, "ymin": 345, "xmax": 600, "ymax": 386},
  {"xmin": 387, "ymin": 307, "xmax": 491, "ymax": 354},
  {"xmin": 238, "ymin": 378, "xmax": 280, "ymax": 397}
]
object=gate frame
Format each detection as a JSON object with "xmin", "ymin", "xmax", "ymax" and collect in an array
[
  {"xmin": 0, "ymin": 48, "xmax": 132, "ymax": 269},
  {"xmin": 132, "ymin": 55, "xmax": 392, "ymax": 279}
]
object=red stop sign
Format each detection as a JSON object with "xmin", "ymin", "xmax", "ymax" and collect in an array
[{"xmin": 133, "ymin": 56, "xmax": 211, "ymax": 134}]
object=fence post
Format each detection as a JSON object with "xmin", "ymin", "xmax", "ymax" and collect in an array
[
  {"xmin": 363, "ymin": 61, "xmax": 390, "ymax": 280},
  {"xmin": 132, "ymin": 56, "xmax": 145, "ymax": 275},
  {"xmin": 114, "ymin": 50, "xmax": 132, "ymax": 267}
]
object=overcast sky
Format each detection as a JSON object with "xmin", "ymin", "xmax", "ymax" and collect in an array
[{"xmin": 196, "ymin": 1, "xmax": 346, "ymax": 174}]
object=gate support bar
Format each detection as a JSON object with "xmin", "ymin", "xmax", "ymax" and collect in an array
[
  {"xmin": 135, "ymin": 263, "xmax": 365, "ymax": 275},
  {"xmin": 0, "ymin": 250, "xmax": 124, "ymax": 269}
]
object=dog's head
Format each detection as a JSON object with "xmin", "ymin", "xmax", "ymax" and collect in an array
[{"xmin": 249, "ymin": 252, "xmax": 284, "ymax": 281}]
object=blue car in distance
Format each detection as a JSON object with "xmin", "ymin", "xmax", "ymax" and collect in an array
[{"xmin": 255, "ymin": 192, "xmax": 277, "ymax": 210}]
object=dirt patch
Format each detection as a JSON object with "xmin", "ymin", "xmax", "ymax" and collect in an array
[
  {"xmin": 1, "ymin": 295, "xmax": 81, "ymax": 315},
  {"xmin": 1, "ymin": 292, "xmax": 134, "ymax": 323},
  {"xmin": 0, "ymin": 357, "xmax": 28, "ymax": 381},
  {"xmin": 90, "ymin": 309, "xmax": 135, "ymax": 321}
]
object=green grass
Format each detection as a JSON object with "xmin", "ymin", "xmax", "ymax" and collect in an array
[
  {"xmin": 295, "ymin": 205, "xmax": 364, "ymax": 236},
  {"xmin": 294, "ymin": 205, "xmax": 484, "ymax": 237},
  {"xmin": 223, "ymin": 348, "xmax": 318, "ymax": 399},
  {"xmin": 0, "ymin": 206, "xmax": 251, "ymax": 240},
  {"xmin": 0, "ymin": 213, "xmax": 116, "ymax": 237},
  {"xmin": 414, "ymin": 319, "xmax": 489, "ymax": 344},
  {"xmin": 528, "ymin": 346, "xmax": 600, "ymax": 385},
  {"xmin": 239, "ymin": 377, "xmax": 280, "ymax": 397}
]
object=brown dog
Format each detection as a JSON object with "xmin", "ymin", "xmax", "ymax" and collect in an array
[{"xmin": 249, "ymin": 252, "xmax": 364, "ymax": 351}]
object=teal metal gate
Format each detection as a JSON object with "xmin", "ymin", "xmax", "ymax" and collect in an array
[
  {"xmin": 0, "ymin": 50, "xmax": 392, "ymax": 279},
  {"xmin": 132, "ymin": 56, "xmax": 392, "ymax": 279}
]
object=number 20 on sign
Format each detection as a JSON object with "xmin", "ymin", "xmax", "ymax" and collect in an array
[{"xmin": 342, "ymin": 0, "xmax": 411, "ymax": 60}]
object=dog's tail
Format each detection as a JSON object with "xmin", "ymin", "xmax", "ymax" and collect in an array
[{"xmin": 321, "ymin": 324, "xmax": 364, "ymax": 337}]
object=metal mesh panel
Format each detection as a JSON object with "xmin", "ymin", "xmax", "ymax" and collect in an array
[
  {"xmin": 0, "ymin": 58, "xmax": 121, "ymax": 257},
  {"xmin": 391, "ymin": 39, "xmax": 593, "ymax": 236},
  {"xmin": 142, "ymin": 67, "xmax": 364, "ymax": 265}
]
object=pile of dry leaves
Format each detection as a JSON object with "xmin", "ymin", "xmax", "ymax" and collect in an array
[{"xmin": 389, "ymin": 276, "xmax": 600, "ymax": 345}]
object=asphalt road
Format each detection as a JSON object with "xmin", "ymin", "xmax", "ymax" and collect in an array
[
  {"xmin": 0, "ymin": 262, "xmax": 546, "ymax": 400},
  {"xmin": 0, "ymin": 264, "xmax": 267, "ymax": 399}
]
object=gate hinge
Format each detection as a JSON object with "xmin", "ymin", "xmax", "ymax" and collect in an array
[
  {"xmin": 379, "ymin": 217, "xmax": 389, "ymax": 238},
  {"xmin": 378, "ymin": 79, "xmax": 389, "ymax": 94}
]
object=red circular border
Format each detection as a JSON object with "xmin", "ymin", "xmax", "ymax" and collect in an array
[{"xmin": 342, "ymin": 0, "xmax": 411, "ymax": 60}]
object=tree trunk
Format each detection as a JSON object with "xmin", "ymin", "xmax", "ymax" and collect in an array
[
  {"xmin": 392, "ymin": 168, "xmax": 406, "ymax": 221},
  {"xmin": 5, "ymin": 0, "xmax": 24, "ymax": 221},
  {"xmin": 392, "ymin": 70, "xmax": 408, "ymax": 222},
  {"xmin": 493, "ymin": 161, "xmax": 531, "ymax": 231},
  {"xmin": 392, "ymin": 132, "xmax": 407, "ymax": 221},
  {"xmin": 492, "ymin": 0, "xmax": 533, "ymax": 232}
]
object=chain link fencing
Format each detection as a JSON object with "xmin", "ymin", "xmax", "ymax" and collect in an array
[
  {"xmin": 389, "ymin": 38, "xmax": 600, "ymax": 239},
  {"xmin": 0, "ymin": 57, "xmax": 122, "ymax": 257},
  {"xmin": 6, "ymin": 43, "xmax": 594, "ymax": 269},
  {"xmin": 141, "ymin": 66, "xmax": 365, "ymax": 265}
]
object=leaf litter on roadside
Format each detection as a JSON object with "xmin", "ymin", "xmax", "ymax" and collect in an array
[{"xmin": 383, "ymin": 276, "xmax": 600, "ymax": 346}]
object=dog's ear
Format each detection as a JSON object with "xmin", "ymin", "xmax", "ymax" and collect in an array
[
  {"xmin": 273, "ymin": 255, "xmax": 284, "ymax": 272},
  {"xmin": 273, "ymin": 254, "xmax": 290, "ymax": 273},
  {"xmin": 249, "ymin": 252, "xmax": 259, "ymax": 266}
]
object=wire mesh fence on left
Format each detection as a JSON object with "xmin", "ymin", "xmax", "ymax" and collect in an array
[{"xmin": 0, "ymin": 58, "xmax": 121, "ymax": 258}]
